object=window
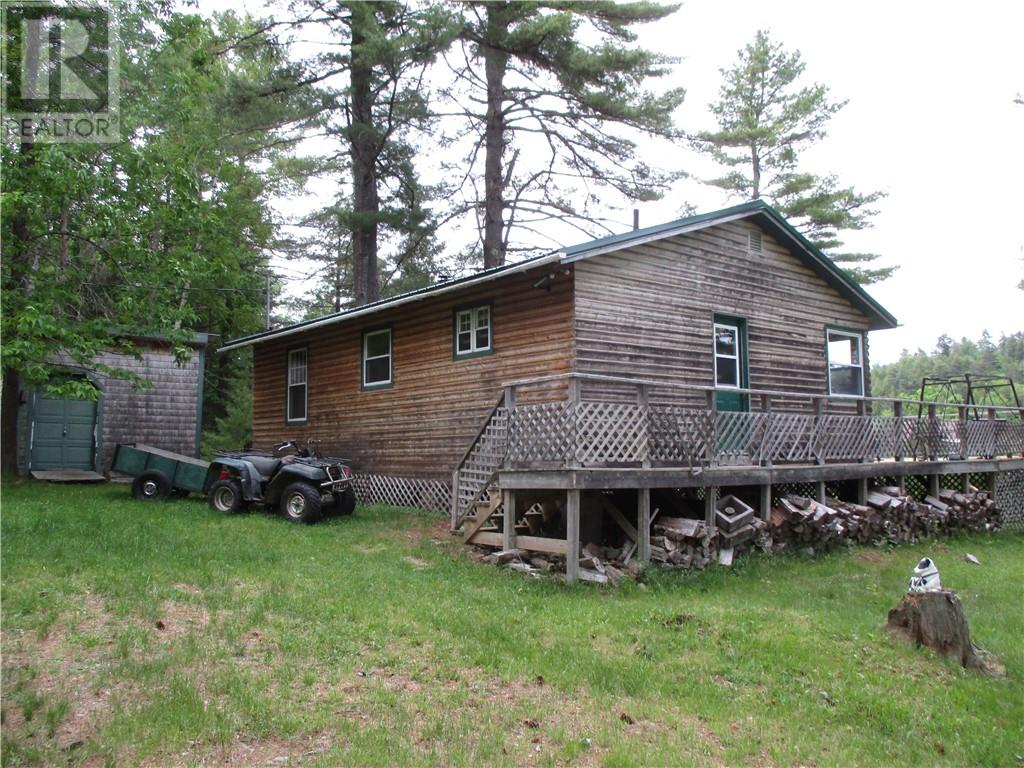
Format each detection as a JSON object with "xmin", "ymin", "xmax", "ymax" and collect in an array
[
  {"xmin": 287, "ymin": 348, "xmax": 307, "ymax": 422},
  {"xmin": 713, "ymin": 323, "xmax": 740, "ymax": 388},
  {"xmin": 362, "ymin": 328, "xmax": 392, "ymax": 388},
  {"xmin": 827, "ymin": 329, "xmax": 864, "ymax": 396},
  {"xmin": 454, "ymin": 304, "xmax": 492, "ymax": 357}
]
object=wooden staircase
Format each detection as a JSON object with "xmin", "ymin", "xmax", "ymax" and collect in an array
[{"xmin": 451, "ymin": 393, "xmax": 509, "ymax": 533}]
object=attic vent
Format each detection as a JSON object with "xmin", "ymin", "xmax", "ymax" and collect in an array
[{"xmin": 748, "ymin": 230, "xmax": 763, "ymax": 254}]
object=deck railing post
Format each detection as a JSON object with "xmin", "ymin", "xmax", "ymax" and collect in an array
[
  {"xmin": 760, "ymin": 394, "xmax": 772, "ymax": 467},
  {"xmin": 707, "ymin": 390, "xmax": 718, "ymax": 466},
  {"xmin": 893, "ymin": 400, "xmax": 904, "ymax": 462},
  {"xmin": 637, "ymin": 383, "xmax": 651, "ymax": 468},
  {"xmin": 503, "ymin": 385, "xmax": 517, "ymax": 469},
  {"xmin": 568, "ymin": 376, "xmax": 581, "ymax": 469},
  {"xmin": 958, "ymin": 405, "xmax": 968, "ymax": 458},
  {"xmin": 987, "ymin": 407, "xmax": 998, "ymax": 459},
  {"xmin": 812, "ymin": 397, "xmax": 825, "ymax": 465},
  {"xmin": 929, "ymin": 405, "xmax": 937, "ymax": 460},
  {"xmin": 856, "ymin": 398, "xmax": 868, "ymax": 462}
]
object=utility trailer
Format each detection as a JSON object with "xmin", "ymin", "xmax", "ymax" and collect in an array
[{"xmin": 111, "ymin": 443, "xmax": 209, "ymax": 500}]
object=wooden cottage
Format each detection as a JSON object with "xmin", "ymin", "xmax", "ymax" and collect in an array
[
  {"xmin": 224, "ymin": 201, "xmax": 1023, "ymax": 577},
  {"xmin": 15, "ymin": 334, "xmax": 208, "ymax": 477}
]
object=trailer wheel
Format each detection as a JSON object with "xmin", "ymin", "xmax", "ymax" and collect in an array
[
  {"xmin": 132, "ymin": 470, "xmax": 171, "ymax": 501},
  {"xmin": 208, "ymin": 478, "xmax": 244, "ymax": 514},
  {"xmin": 281, "ymin": 482, "xmax": 322, "ymax": 524}
]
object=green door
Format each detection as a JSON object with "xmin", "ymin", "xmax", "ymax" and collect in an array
[
  {"xmin": 31, "ymin": 391, "xmax": 97, "ymax": 470},
  {"xmin": 712, "ymin": 315, "xmax": 748, "ymax": 412}
]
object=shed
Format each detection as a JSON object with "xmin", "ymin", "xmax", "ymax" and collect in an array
[{"xmin": 15, "ymin": 334, "xmax": 208, "ymax": 475}]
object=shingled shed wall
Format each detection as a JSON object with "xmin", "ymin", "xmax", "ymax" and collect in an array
[
  {"xmin": 15, "ymin": 337, "xmax": 205, "ymax": 474},
  {"xmin": 93, "ymin": 342, "xmax": 204, "ymax": 468}
]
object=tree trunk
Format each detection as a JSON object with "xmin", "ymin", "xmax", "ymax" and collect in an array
[
  {"xmin": 481, "ymin": 4, "xmax": 508, "ymax": 269},
  {"xmin": 2, "ymin": 138, "xmax": 37, "ymax": 477},
  {"xmin": 349, "ymin": 3, "xmax": 380, "ymax": 306},
  {"xmin": 887, "ymin": 589, "xmax": 1003, "ymax": 676}
]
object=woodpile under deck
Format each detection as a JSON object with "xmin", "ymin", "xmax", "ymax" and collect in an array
[{"xmin": 452, "ymin": 373, "xmax": 1024, "ymax": 582}]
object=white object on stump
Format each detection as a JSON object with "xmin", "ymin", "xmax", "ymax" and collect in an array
[{"xmin": 908, "ymin": 556, "xmax": 941, "ymax": 593}]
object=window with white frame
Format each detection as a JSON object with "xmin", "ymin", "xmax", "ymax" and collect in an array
[
  {"xmin": 713, "ymin": 323, "xmax": 740, "ymax": 388},
  {"xmin": 287, "ymin": 348, "xmax": 307, "ymax": 422},
  {"xmin": 455, "ymin": 305, "xmax": 491, "ymax": 356},
  {"xmin": 362, "ymin": 328, "xmax": 392, "ymax": 387},
  {"xmin": 827, "ymin": 329, "xmax": 864, "ymax": 396}
]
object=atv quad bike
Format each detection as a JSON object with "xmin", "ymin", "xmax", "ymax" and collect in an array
[{"xmin": 203, "ymin": 439, "xmax": 354, "ymax": 524}]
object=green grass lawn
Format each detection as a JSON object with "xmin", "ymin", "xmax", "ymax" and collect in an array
[{"xmin": 2, "ymin": 480, "xmax": 1022, "ymax": 767}]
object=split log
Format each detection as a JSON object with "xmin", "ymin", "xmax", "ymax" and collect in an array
[{"xmin": 886, "ymin": 590, "xmax": 1004, "ymax": 676}]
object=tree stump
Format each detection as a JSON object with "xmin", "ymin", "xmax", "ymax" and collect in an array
[{"xmin": 887, "ymin": 590, "xmax": 1004, "ymax": 676}]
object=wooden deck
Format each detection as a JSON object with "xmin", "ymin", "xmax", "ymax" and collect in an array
[{"xmin": 450, "ymin": 373, "xmax": 1024, "ymax": 582}]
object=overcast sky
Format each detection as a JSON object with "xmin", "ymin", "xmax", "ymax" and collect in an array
[{"xmin": 212, "ymin": 0, "xmax": 1023, "ymax": 365}]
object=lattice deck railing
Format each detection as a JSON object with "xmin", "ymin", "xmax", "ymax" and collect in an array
[{"xmin": 450, "ymin": 373, "xmax": 1024, "ymax": 526}]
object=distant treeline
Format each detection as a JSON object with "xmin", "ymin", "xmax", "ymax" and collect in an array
[{"xmin": 871, "ymin": 332, "xmax": 1024, "ymax": 405}]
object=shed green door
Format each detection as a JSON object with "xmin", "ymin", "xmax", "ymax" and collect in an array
[{"xmin": 31, "ymin": 392, "xmax": 97, "ymax": 470}]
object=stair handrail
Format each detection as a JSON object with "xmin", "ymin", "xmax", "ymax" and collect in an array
[{"xmin": 451, "ymin": 391, "xmax": 508, "ymax": 529}]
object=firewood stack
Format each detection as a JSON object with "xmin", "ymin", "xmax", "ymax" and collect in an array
[
  {"xmin": 769, "ymin": 487, "xmax": 1001, "ymax": 553},
  {"xmin": 650, "ymin": 516, "xmax": 719, "ymax": 569}
]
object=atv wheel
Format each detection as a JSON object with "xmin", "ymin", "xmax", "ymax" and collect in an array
[
  {"xmin": 132, "ymin": 470, "xmax": 171, "ymax": 501},
  {"xmin": 281, "ymin": 482, "xmax": 322, "ymax": 524},
  {"xmin": 208, "ymin": 478, "xmax": 244, "ymax": 514}
]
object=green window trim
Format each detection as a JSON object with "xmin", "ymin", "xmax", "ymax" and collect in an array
[
  {"xmin": 286, "ymin": 347, "xmax": 308, "ymax": 424},
  {"xmin": 825, "ymin": 326, "xmax": 865, "ymax": 398},
  {"xmin": 453, "ymin": 301, "xmax": 494, "ymax": 360},
  {"xmin": 362, "ymin": 326, "xmax": 393, "ymax": 390}
]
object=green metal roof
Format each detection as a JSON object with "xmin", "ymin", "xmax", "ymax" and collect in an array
[
  {"xmin": 561, "ymin": 199, "xmax": 898, "ymax": 330},
  {"xmin": 221, "ymin": 200, "xmax": 896, "ymax": 351}
]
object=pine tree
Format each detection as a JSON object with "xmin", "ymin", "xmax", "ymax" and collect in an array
[
  {"xmin": 449, "ymin": 1, "xmax": 685, "ymax": 268},
  {"xmin": 691, "ymin": 30, "xmax": 894, "ymax": 284},
  {"xmin": 301, "ymin": 1, "xmax": 456, "ymax": 306}
]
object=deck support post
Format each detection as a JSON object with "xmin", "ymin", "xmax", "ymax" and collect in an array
[
  {"xmin": 897, "ymin": 475, "xmax": 906, "ymax": 495},
  {"xmin": 638, "ymin": 488, "xmax": 651, "ymax": 562},
  {"xmin": 759, "ymin": 484, "xmax": 771, "ymax": 522},
  {"xmin": 892, "ymin": 401, "xmax": 904, "ymax": 462},
  {"xmin": 856, "ymin": 477, "xmax": 868, "ymax": 506},
  {"xmin": 987, "ymin": 472, "xmax": 997, "ymax": 496},
  {"xmin": 928, "ymin": 474, "xmax": 940, "ymax": 498},
  {"xmin": 566, "ymin": 489, "xmax": 580, "ymax": 584},
  {"xmin": 704, "ymin": 486, "xmax": 717, "ymax": 526},
  {"xmin": 450, "ymin": 469, "xmax": 460, "ymax": 532},
  {"xmin": 961, "ymin": 474, "xmax": 971, "ymax": 493},
  {"xmin": 502, "ymin": 489, "xmax": 516, "ymax": 551},
  {"xmin": 815, "ymin": 480, "xmax": 826, "ymax": 503}
]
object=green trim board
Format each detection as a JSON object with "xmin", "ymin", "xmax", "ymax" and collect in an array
[{"xmin": 194, "ymin": 343, "xmax": 206, "ymax": 456}]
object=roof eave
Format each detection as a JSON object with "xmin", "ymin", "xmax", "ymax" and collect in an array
[{"xmin": 219, "ymin": 252, "xmax": 562, "ymax": 353}]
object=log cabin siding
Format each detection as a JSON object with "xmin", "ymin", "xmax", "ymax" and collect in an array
[
  {"xmin": 573, "ymin": 220, "xmax": 872, "ymax": 408},
  {"xmin": 252, "ymin": 266, "xmax": 574, "ymax": 479}
]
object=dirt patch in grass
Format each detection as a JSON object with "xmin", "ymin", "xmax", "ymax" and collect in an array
[
  {"xmin": 153, "ymin": 599, "xmax": 210, "ymax": 639},
  {"xmin": 855, "ymin": 550, "xmax": 885, "ymax": 563},
  {"xmin": 402, "ymin": 556, "xmax": 431, "ymax": 569}
]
